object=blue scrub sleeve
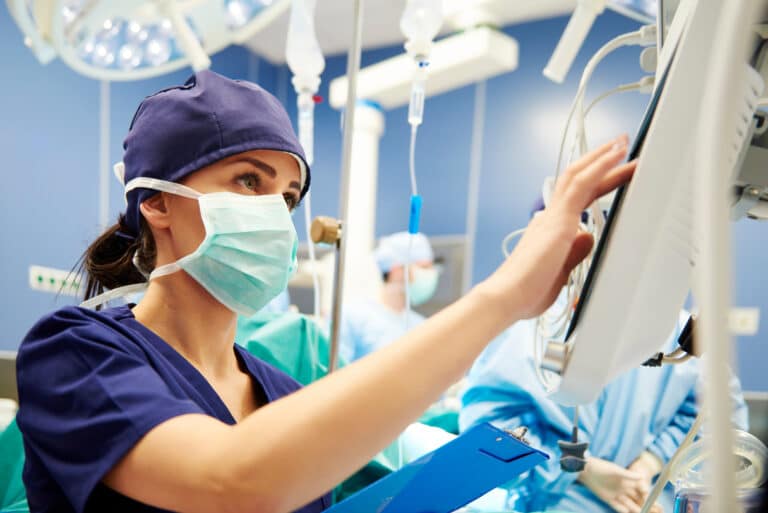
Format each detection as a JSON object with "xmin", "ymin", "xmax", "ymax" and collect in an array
[
  {"xmin": 646, "ymin": 383, "xmax": 698, "ymax": 464},
  {"xmin": 16, "ymin": 309, "xmax": 206, "ymax": 513},
  {"xmin": 646, "ymin": 367, "xmax": 749, "ymax": 464}
]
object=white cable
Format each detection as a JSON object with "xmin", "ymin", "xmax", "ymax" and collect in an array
[
  {"xmin": 555, "ymin": 26, "xmax": 657, "ymax": 180},
  {"xmin": 501, "ymin": 224, "xmax": 582, "ymax": 392},
  {"xmin": 639, "ymin": 411, "xmax": 705, "ymax": 513},
  {"xmin": 556, "ymin": 31, "xmax": 638, "ymax": 178},
  {"xmin": 303, "ymin": 191, "xmax": 321, "ymax": 318},
  {"xmin": 501, "ymin": 228, "xmax": 527, "ymax": 257},
  {"xmin": 580, "ymin": 75, "xmax": 656, "ymax": 150},
  {"xmin": 404, "ymin": 239, "xmax": 413, "ymax": 332},
  {"xmin": 584, "ymin": 82, "xmax": 641, "ymax": 117},
  {"xmin": 662, "ymin": 353, "xmax": 693, "ymax": 364},
  {"xmin": 404, "ymin": 124, "xmax": 420, "ymax": 331},
  {"xmin": 534, "ymin": 28, "xmax": 655, "ymax": 391}
]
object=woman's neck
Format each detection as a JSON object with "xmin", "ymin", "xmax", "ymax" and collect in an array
[{"xmin": 132, "ymin": 272, "xmax": 239, "ymax": 380}]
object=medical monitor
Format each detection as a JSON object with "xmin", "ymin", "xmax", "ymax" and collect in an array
[
  {"xmin": 563, "ymin": 56, "xmax": 671, "ymax": 343},
  {"xmin": 658, "ymin": 0, "xmax": 682, "ymax": 49},
  {"xmin": 548, "ymin": 0, "xmax": 764, "ymax": 405}
]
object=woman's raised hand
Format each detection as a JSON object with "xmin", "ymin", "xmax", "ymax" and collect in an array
[{"xmin": 485, "ymin": 134, "xmax": 636, "ymax": 322}]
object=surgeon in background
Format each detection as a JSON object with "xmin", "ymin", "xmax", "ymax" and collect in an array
[
  {"xmin": 339, "ymin": 232, "xmax": 439, "ymax": 363},
  {"xmin": 460, "ymin": 308, "xmax": 748, "ymax": 513}
]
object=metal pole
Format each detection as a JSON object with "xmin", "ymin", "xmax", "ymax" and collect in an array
[
  {"xmin": 328, "ymin": 0, "xmax": 365, "ymax": 373},
  {"xmin": 695, "ymin": 1, "xmax": 758, "ymax": 511}
]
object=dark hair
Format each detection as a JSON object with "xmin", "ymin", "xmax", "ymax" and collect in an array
[{"xmin": 78, "ymin": 215, "xmax": 157, "ymax": 302}]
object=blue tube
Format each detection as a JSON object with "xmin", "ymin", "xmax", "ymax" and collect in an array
[{"xmin": 409, "ymin": 194, "xmax": 422, "ymax": 234}]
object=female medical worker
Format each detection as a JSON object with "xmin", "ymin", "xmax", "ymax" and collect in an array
[{"xmin": 15, "ymin": 70, "xmax": 635, "ymax": 513}]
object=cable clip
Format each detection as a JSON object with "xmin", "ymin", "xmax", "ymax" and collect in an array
[
  {"xmin": 642, "ymin": 352, "xmax": 664, "ymax": 367},
  {"xmin": 558, "ymin": 440, "xmax": 589, "ymax": 472}
]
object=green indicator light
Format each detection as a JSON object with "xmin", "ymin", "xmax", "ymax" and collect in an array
[{"xmin": 37, "ymin": 275, "xmax": 43, "ymax": 283}]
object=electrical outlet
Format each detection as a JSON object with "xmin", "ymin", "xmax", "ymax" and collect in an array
[
  {"xmin": 29, "ymin": 265, "xmax": 82, "ymax": 296},
  {"xmin": 729, "ymin": 307, "xmax": 760, "ymax": 336}
]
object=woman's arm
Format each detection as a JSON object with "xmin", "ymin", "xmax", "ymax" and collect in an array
[{"xmin": 105, "ymin": 136, "xmax": 635, "ymax": 513}]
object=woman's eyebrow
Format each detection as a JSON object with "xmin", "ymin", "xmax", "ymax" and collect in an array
[
  {"xmin": 232, "ymin": 156, "xmax": 277, "ymax": 177},
  {"xmin": 232, "ymin": 156, "xmax": 301, "ymax": 191}
]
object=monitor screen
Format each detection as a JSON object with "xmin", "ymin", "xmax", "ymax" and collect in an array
[{"xmin": 564, "ymin": 49, "xmax": 676, "ymax": 342}]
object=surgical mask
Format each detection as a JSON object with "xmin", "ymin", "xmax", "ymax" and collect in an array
[
  {"xmin": 122, "ymin": 177, "xmax": 298, "ymax": 317},
  {"xmin": 408, "ymin": 266, "xmax": 439, "ymax": 306}
]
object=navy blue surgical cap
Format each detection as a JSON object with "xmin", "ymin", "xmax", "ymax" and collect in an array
[{"xmin": 121, "ymin": 70, "xmax": 309, "ymax": 238}]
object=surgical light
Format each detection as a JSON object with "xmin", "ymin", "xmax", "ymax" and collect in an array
[{"xmin": 5, "ymin": 0, "xmax": 289, "ymax": 81}]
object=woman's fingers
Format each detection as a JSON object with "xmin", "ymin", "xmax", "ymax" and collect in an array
[
  {"xmin": 593, "ymin": 160, "xmax": 637, "ymax": 199},
  {"xmin": 553, "ymin": 135, "xmax": 634, "ymax": 215},
  {"xmin": 560, "ymin": 134, "xmax": 630, "ymax": 183},
  {"xmin": 565, "ymin": 145, "xmax": 630, "ymax": 209}
]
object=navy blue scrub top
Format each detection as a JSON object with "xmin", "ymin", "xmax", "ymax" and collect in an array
[{"xmin": 16, "ymin": 305, "xmax": 331, "ymax": 513}]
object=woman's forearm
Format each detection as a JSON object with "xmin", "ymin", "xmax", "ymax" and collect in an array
[{"xmin": 224, "ymin": 282, "xmax": 517, "ymax": 512}]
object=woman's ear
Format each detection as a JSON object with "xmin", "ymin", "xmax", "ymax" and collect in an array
[{"xmin": 139, "ymin": 193, "xmax": 171, "ymax": 230}]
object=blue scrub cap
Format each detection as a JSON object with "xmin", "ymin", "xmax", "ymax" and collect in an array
[
  {"xmin": 374, "ymin": 232, "xmax": 434, "ymax": 273},
  {"xmin": 120, "ymin": 70, "xmax": 310, "ymax": 238}
]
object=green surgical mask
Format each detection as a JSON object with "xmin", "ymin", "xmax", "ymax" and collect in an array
[
  {"xmin": 408, "ymin": 267, "xmax": 439, "ymax": 306},
  {"xmin": 126, "ymin": 178, "xmax": 298, "ymax": 317}
]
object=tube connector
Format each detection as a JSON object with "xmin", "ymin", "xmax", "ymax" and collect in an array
[
  {"xmin": 310, "ymin": 216, "xmax": 342, "ymax": 245},
  {"xmin": 297, "ymin": 91, "xmax": 316, "ymax": 165},
  {"xmin": 408, "ymin": 194, "xmax": 423, "ymax": 234},
  {"xmin": 408, "ymin": 63, "xmax": 428, "ymax": 127}
]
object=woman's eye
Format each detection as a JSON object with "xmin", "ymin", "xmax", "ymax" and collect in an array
[
  {"xmin": 237, "ymin": 173, "xmax": 260, "ymax": 191},
  {"xmin": 284, "ymin": 194, "xmax": 298, "ymax": 211}
]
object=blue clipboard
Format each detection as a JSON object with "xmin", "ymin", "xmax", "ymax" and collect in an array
[{"xmin": 327, "ymin": 422, "xmax": 549, "ymax": 513}]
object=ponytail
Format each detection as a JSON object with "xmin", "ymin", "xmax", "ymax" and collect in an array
[{"xmin": 79, "ymin": 215, "xmax": 156, "ymax": 301}]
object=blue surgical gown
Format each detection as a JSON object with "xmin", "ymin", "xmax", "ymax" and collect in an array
[
  {"xmin": 460, "ymin": 315, "xmax": 748, "ymax": 513},
  {"xmin": 339, "ymin": 299, "xmax": 425, "ymax": 363},
  {"xmin": 16, "ymin": 305, "xmax": 331, "ymax": 513}
]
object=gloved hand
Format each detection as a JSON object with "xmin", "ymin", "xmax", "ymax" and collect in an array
[
  {"xmin": 628, "ymin": 452, "xmax": 665, "ymax": 513},
  {"xmin": 578, "ymin": 456, "xmax": 654, "ymax": 513},
  {"xmin": 628, "ymin": 451, "xmax": 663, "ymax": 480},
  {"xmin": 486, "ymin": 135, "xmax": 635, "ymax": 321}
]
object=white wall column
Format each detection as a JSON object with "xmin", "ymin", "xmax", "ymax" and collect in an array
[{"xmin": 340, "ymin": 100, "xmax": 385, "ymax": 304}]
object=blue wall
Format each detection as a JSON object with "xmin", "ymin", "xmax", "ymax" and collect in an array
[{"xmin": 1, "ymin": 6, "xmax": 766, "ymax": 392}]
